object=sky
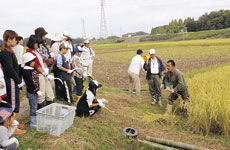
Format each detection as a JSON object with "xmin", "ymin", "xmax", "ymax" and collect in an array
[{"xmin": 0, "ymin": 0, "xmax": 230, "ymax": 39}]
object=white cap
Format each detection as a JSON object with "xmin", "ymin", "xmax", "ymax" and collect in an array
[
  {"xmin": 23, "ymin": 53, "xmax": 36, "ymax": 65},
  {"xmin": 51, "ymin": 33, "xmax": 65, "ymax": 42},
  {"xmin": 63, "ymin": 31, "xmax": 70, "ymax": 37},
  {"xmin": 149, "ymin": 49, "xmax": 156, "ymax": 55},
  {"xmin": 84, "ymin": 40, "xmax": 90, "ymax": 44}
]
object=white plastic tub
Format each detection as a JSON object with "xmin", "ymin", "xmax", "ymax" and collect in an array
[{"xmin": 36, "ymin": 103, "xmax": 76, "ymax": 136}]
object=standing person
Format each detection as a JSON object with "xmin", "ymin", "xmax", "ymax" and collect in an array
[
  {"xmin": 63, "ymin": 31, "xmax": 73, "ymax": 63},
  {"xmin": 22, "ymin": 53, "xmax": 43, "ymax": 128},
  {"xmin": 128, "ymin": 49, "xmax": 144, "ymax": 96},
  {"xmin": 50, "ymin": 33, "xmax": 65, "ymax": 59},
  {"xmin": 53, "ymin": 43, "xmax": 74, "ymax": 104},
  {"xmin": 82, "ymin": 40, "xmax": 95, "ymax": 81},
  {"xmin": 0, "ymin": 30, "xmax": 26, "ymax": 134},
  {"xmin": 13, "ymin": 36, "xmax": 24, "ymax": 79},
  {"xmin": 164, "ymin": 60, "xmax": 190, "ymax": 115},
  {"xmin": 76, "ymin": 80, "xmax": 103, "ymax": 117},
  {"xmin": 144, "ymin": 49, "xmax": 165, "ymax": 106},
  {"xmin": 72, "ymin": 46, "xmax": 87, "ymax": 104},
  {"xmin": 0, "ymin": 40, "xmax": 6, "ymax": 103},
  {"xmin": 26, "ymin": 35, "xmax": 54, "ymax": 109}
]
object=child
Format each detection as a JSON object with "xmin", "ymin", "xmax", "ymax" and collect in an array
[
  {"xmin": 22, "ymin": 53, "xmax": 42, "ymax": 128},
  {"xmin": 53, "ymin": 43, "xmax": 74, "ymax": 104},
  {"xmin": 0, "ymin": 102, "xmax": 19, "ymax": 150},
  {"xmin": 76, "ymin": 80, "xmax": 104, "ymax": 117},
  {"xmin": 72, "ymin": 46, "xmax": 87, "ymax": 104}
]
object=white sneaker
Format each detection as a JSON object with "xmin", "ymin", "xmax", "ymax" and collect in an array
[
  {"xmin": 151, "ymin": 99, "xmax": 156, "ymax": 105},
  {"xmin": 158, "ymin": 101, "xmax": 163, "ymax": 107}
]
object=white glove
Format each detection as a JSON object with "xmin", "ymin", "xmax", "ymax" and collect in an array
[
  {"xmin": 99, "ymin": 102, "xmax": 105, "ymax": 108},
  {"xmin": 101, "ymin": 99, "xmax": 108, "ymax": 104},
  {"xmin": 37, "ymin": 91, "xmax": 43, "ymax": 96},
  {"xmin": 50, "ymin": 52, "xmax": 55, "ymax": 58},
  {"xmin": 42, "ymin": 71, "xmax": 48, "ymax": 77},
  {"xmin": 44, "ymin": 68, "xmax": 49, "ymax": 75},
  {"xmin": 171, "ymin": 89, "xmax": 175, "ymax": 93},
  {"xmin": 166, "ymin": 86, "xmax": 171, "ymax": 91},
  {"xmin": 47, "ymin": 75, "xmax": 54, "ymax": 80},
  {"xmin": 67, "ymin": 69, "xmax": 74, "ymax": 74},
  {"xmin": 83, "ymin": 72, "xmax": 87, "ymax": 78},
  {"xmin": 18, "ymin": 82, "xmax": 24, "ymax": 88}
]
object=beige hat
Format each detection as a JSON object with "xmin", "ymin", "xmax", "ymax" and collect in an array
[
  {"xmin": 84, "ymin": 40, "xmax": 90, "ymax": 44},
  {"xmin": 149, "ymin": 49, "xmax": 156, "ymax": 55},
  {"xmin": 59, "ymin": 42, "xmax": 70, "ymax": 49},
  {"xmin": 52, "ymin": 33, "xmax": 65, "ymax": 41}
]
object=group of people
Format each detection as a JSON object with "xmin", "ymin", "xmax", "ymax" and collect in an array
[
  {"xmin": 0, "ymin": 27, "xmax": 102, "ymax": 150},
  {"xmin": 128, "ymin": 49, "xmax": 190, "ymax": 114}
]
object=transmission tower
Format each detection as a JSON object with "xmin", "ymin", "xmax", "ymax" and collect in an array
[
  {"xmin": 100, "ymin": 0, "xmax": 108, "ymax": 39},
  {"xmin": 82, "ymin": 19, "xmax": 87, "ymax": 39}
]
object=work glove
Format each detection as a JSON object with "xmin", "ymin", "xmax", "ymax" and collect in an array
[
  {"xmin": 18, "ymin": 82, "xmax": 24, "ymax": 88},
  {"xmin": 44, "ymin": 68, "xmax": 49, "ymax": 75},
  {"xmin": 101, "ymin": 99, "xmax": 108, "ymax": 104},
  {"xmin": 171, "ymin": 89, "xmax": 175, "ymax": 93},
  {"xmin": 67, "ymin": 69, "xmax": 74, "ymax": 74},
  {"xmin": 50, "ymin": 52, "xmax": 55, "ymax": 58},
  {"xmin": 83, "ymin": 72, "xmax": 88, "ymax": 78},
  {"xmin": 97, "ymin": 99, "xmax": 105, "ymax": 107},
  {"xmin": 160, "ymin": 84, "xmax": 164, "ymax": 89},
  {"xmin": 37, "ymin": 91, "xmax": 43, "ymax": 96},
  {"xmin": 47, "ymin": 75, "xmax": 54, "ymax": 80},
  {"xmin": 42, "ymin": 71, "xmax": 48, "ymax": 77}
]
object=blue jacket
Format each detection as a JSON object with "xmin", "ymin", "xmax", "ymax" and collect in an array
[{"xmin": 143, "ymin": 56, "xmax": 165, "ymax": 80}]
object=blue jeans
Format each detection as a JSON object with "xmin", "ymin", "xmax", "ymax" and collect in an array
[{"xmin": 26, "ymin": 92, "xmax": 38, "ymax": 116}]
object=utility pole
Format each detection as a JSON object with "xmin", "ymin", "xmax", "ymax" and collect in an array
[
  {"xmin": 100, "ymin": 0, "xmax": 108, "ymax": 39},
  {"xmin": 82, "ymin": 19, "xmax": 87, "ymax": 39}
]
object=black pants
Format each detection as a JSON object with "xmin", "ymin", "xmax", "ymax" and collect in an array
[
  {"xmin": 64, "ymin": 80, "xmax": 73, "ymax": 103},
  {"xmin": 74, "ymin": 76, "xmax": 84, "ymax": 96}
]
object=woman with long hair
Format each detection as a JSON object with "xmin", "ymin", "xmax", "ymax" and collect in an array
[{"xmin": 0, "ymin": 30, "xmax": 26, "ymax": 134}]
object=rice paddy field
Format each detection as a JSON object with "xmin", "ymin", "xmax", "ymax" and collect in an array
[{"xmin": 17, "ymin": 38, "xmax": 230, "ymax": 150}]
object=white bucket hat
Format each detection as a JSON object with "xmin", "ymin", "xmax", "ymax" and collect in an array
[
  {"xmin": 22, "ymin": 53, "xmax": 36, "ymax": 67},
  {"xmin": 63, "ymin": 31, "xmax": 70, "ymax": 37},
  {"xmin": 149, "ymin": 49, "xmax": 156, "ymax": 55},
  {"xmin": 52, "ymin": 33, "xmax": 65, "ymax": 41}
]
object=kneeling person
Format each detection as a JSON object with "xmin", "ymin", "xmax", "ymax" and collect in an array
[
  {"xmin": 76, "ymin": 80, "xmax": 103, "ymax": 117},
  {"xmin": 164, "ymin": 60, "xmax": 190, "ymax": 114}
]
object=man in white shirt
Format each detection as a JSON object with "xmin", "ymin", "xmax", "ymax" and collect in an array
[
  {"xmin": 82, "ymin": 40, "xmax": 95, "ymax": 81},
  {"xmin": 128, "ymin": 49, "xmax": 144, "ymax": 96},
  {"xmin": 144, "ymin": 49, "xmax": 165, "ymax": 106},
  {"xmin": 62, "ymin": 31, "xmax": 73, "ymax": 63}
]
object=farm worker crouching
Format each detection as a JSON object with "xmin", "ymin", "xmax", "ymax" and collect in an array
[
  {"xmin": 22, "ymin": 53, "xmax": 43, "ymax": 128},
  {"xmin": 128, "ymin": 49, "xmax": 145, "ymax": 96},
  {"xmin": 53, "ymin": 43, "xmax": 74, "ymax": 104},
  {"xmin": 76, "ymin": 80, "xmax": 104, "ymax": 117},
  {"xmin": 144, "ymin": 49, "xmax": 165, "ymax": 107},
  {"xmin": 72, "ymin": 46, "xmax": 87, "ymax": 105},
  {"xmin": 0, "ymin": 102, "xmax": 19, "ymax": 150},
  {"xmin": 164, "ymin": 60, "xmax": 190, "ymax": 115},
  {"xmin": 0, "ymin": 30, "xmax": 26, "ymax": 134},
  {"xmin": 26, "ymin": 35, "xmax": 55, "ymax": 109},
  {"xmin": 81, "ymin": 40, "xmax": 95, "ymax": 82}
]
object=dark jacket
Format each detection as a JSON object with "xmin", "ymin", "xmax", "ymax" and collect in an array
[
  {"xmin": 143, "ymin": 56, "xmax": 165, "ymax": 80},
  {"xmin": 22, "ymin": 67, "xmax": 39, "ymax": 94},
  {"xmin": 53, "ymin": 54, "xmax": 71, "ymax": 81},
  {"xmin": 0, "ymin": 50, "xmax": 21, "ymax": 84}
]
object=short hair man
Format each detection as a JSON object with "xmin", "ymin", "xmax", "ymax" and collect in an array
[
  {"xmin": 164, "ymin": 60, "xmax": 190, "ymax": 114},
  {"xmin": 128, "ymin": 49, "xmax": 144, "ymax": 96},
  {"xmin": 144, "ymin": 49, "xmax": 165, "ymax": 106}
]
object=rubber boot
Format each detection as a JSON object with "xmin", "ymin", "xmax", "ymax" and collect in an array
[
  {"xmin": 46, "ymin": 101, "xmax": 53, "ymax": 106},
  {"xmin": 151, "ymin": 95, "xmax": 157, "ymax": 105},
  {"xmin": 30, "ymin": 116, "xmax": 37, "ymax": 129},
  {"xmin": 12, "ymin": 113, "xmax": 26, "ymax": 135},
  {"xmin": 37, "ymin": 100, "xmax": 47, "ymax": 110},
  {"xmin": 164, "ymin": 104, "xmax": 173, "ymax": 115}
]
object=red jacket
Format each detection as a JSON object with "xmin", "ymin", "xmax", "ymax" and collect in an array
[{"xmin": 26, "ymin": 49, "xmax": 43, "ymax": 74}]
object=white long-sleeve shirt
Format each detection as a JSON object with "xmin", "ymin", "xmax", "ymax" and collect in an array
[
  {"xmin": 81, "ymin": 46, "xmax": 95, "ymax": 66},
  {"xmin": 13, "ymin": 45, "xmax": 24, "ymax": 65},
  {"xmin": 128, "ymin": 55, "xmax": 144, "ymax": 75}
]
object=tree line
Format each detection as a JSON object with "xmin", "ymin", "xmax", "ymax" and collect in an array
[{"xmin": 151, "ymin": 9, "xmax": 230, "ymax": 34}]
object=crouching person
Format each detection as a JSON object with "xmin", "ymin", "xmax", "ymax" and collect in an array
[
  {"xmin": 22, "ymin": 53, "xmax": 42, "ymax": 128},
  {"xmin": 76, "ymin": 80, "xmax": 103, "ymax": 117},
  {"xmin": 164, "ymin": 60, "xmax": 190, "ymax": 115},
  {"xmin": 53, "ymin": 43, "xmax": 74, "ymax": 104},
  {"xmin": 0, "ymin": 102, "xmax": 19, "ymax": 150}
]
